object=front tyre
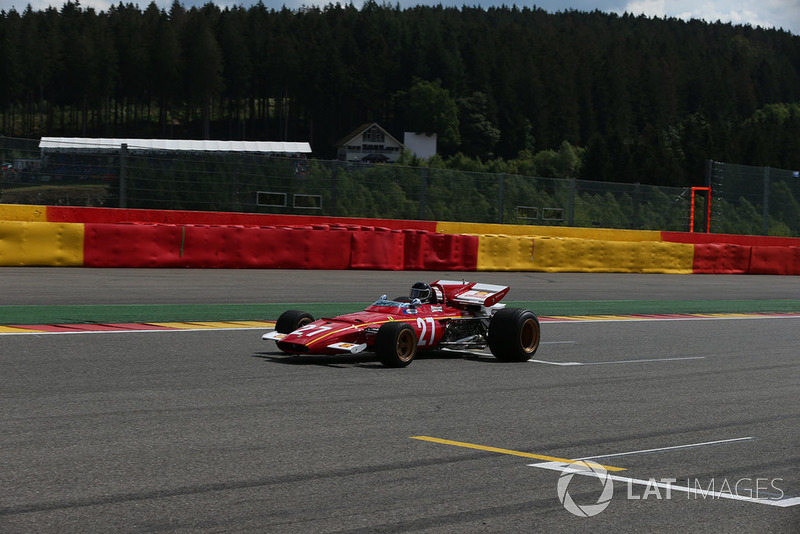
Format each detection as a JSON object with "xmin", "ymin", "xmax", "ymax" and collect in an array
[
  {"xmin": 275, "ymin": 310, "xmax": 314, "ymax": 334},
  {"xmin": 375, "ymin": 322, "xmax": 417, "ymax": 368},
  {"xmin": 488, "ymin": 308, "xmax": 541, "ymax": 362}
]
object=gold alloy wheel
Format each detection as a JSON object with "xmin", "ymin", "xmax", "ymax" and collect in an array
[
  {"xmin": 396, "ymin": 329, "xmax": 416, "ymax": 362},
  {"xmin": 520, "ymin": 317, "xmax": 541, "ymax": 353}
]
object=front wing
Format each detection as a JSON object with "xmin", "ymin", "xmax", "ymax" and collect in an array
[{"xmin": 262, "ymin": 331, "xmax": 368, "ymax": 354}]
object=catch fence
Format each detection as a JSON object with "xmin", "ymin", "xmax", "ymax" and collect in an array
[{"xmin": 2, "ymin": 136, "xmax": 797, "ymax": 235}]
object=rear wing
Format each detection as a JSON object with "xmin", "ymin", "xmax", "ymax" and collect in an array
[{"xmin": 435, "ymin": 280, "xmax": 510, "ymax": 308}]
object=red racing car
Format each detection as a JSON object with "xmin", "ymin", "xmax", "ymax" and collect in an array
[{"xmin": 262, "ymin": 280, "xmax": 540, "ymax": 367}]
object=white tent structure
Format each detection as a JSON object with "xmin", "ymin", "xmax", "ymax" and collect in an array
[{"xmin": 39, "ymin": 137, "xmax": 312, "ymax": 155}]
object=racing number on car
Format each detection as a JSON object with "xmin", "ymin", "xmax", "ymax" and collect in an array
[
  {"xmin": 292, "ymin": 324, "xmax": 333, "ymax": 337},
  {"xmin": 416, "ymin": 317, "xmax": 437, "ymax": 346}
]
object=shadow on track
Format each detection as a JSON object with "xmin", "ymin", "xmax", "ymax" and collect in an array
[{"xmin": 252, "ymin": 349, "xmax": 499, "ymax": 368}]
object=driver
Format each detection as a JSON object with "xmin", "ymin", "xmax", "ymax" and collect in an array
[{"xmin": 409, "ymin": 281, "xmax": 437, "ymax": 304}]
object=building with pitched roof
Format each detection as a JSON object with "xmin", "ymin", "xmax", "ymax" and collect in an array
[{"xmin": 335, "ymin": 123, "xmax": 404, "ymax": 163}]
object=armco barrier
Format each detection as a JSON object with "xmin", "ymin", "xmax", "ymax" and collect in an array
[{"xmin": 0, "ymin": 220, "xmax": 84, "ymax": 266}]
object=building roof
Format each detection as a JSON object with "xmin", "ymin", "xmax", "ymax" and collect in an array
[
  {"xmin": 334, "ymin": 123, "xmax": 403, "ymax": 148},
  {"xmin": 39, "ymin": 137, "xmax": 312, "ymax": 154}
]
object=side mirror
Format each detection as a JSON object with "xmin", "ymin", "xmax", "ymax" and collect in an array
[{"xmin": 411, "ymin": 298, "xmax": 422, "ymax": 307}]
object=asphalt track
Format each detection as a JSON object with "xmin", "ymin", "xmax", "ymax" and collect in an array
[{"xmin": 2, "ymin": 269, "xmax": 799, "ymax": 533}]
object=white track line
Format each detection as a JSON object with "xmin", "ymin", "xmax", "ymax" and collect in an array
[
  {"xmin": 528, "ymin": 356, "xmax": 705, "ymax": 366},
  {"xmin": 544, "ymin": 314, "xmax": 800, "ymax": 324},
  {"xmin": 574, "ymin": 437, "xmax": 755, "ymax": 461}
]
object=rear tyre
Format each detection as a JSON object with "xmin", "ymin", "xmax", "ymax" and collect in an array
[
  {"xmin": 375, "ymin": 322, "xmax": 417, "ymax": 368},
  {"xmin": 488, "ymin": 308, "xmax": 541, "ymax": 362},
  {"xmin": 275, "ymin": 310, "xmax": 314, "ymax": 334}
]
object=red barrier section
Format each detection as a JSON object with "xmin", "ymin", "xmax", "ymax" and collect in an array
[
  {"xmin": 84, "ymin": 223, "xmax": 184, "ymax": 267},
  {"xmin": 238, "ymin": 227, "xmax": 352, "ymax": 269},
  {"xmin": 749, "ymin": 246, "xmax": 800, "ymax": 275},
  {"xmin": 48, "ymin": 206, "xmax": 437, "ymax": 232},
  {"xmin": 663, "ymin": 231, "xmax": 800, "ymax": 248},
  {"xmin": 350, "ymin": 228, "xmax": 405, "ymax": 270},
  {"xmin": 85, "ymin": 223, "xmax": 355, "ymax": 269},
  {"xmin": 403, "ymin": 231, "xmax": 479, "ymax": 271},
  {"xmin": 692, "ymin": 243, "xmax": 751, "ymax": 274}
]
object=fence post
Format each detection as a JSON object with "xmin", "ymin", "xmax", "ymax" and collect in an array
[
  {"xmin": 762, "ymin": 166, "xmax": 770, "ymax": 236},
  {"xmin": 419, "ymin": 167, "xmax": 427, "ymax": 220},
  {"xmin": 497, "ymin": 173, "xmax": 505, "ymax": 224},
  {"xmin": 568, "ymin": 178, "xmax": 576, "ymax": 227},
  {"xmin": 330, "ymin": 162, "xmax": 338, "ymax": 217},
  {"xmin": 119, "ymin": 143, "xmax": 128, "ymax": 208}
]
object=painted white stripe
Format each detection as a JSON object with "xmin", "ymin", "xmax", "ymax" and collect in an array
[
  {"xmin": 574, "ymin": 437, "xmax": 755, "ymax": 461},
  {"xmin": 527, "ymin": 356, "xmax": 705, "ymax": 366},
  {"xmin": 582, "ymin": 356, "xmax": 706, "ymax": 365},
  {"xmin": 545, "ymin": 315, "xmax": 800, "ymax": 324},
  {"xmin": 527, "ymin": 359, "xmax": 583, "ymax": 366},
  {"xmin": 0, "ymin": 327, "xmax": 270, "ymax": 336},
  {"xmin": 529, "ymin": 461, "xmax": 800, "ymax": 508}
]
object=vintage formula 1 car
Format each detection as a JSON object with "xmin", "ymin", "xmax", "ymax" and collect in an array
[{"xmin": 262, "ymin": 280, "xmax": 540, "ymax": 367}]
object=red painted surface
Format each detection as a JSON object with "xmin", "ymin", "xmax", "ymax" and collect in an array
[
  {"xmin": 402, "ymin": 231, "xmax": 479, "ymax": 271},
  {"xmin": 349, "ymin": 228, "xmax": 406, "ymax": 270},
  {"xmin": 44, "ymin": 205, "xmax": 800, "ymax": 274},
  {"xmin": 83, "ymin": 223, "xmax": 181, "ymax": 267},
  {"xmin": 692, "ymin": 243, "xmax": 751, "ymax": 274},
  {"xmin": 662, "ymin": 231, "xmax": 800, "ymax": 248},
  {"xmin": 47, "ymin": 206, "xmax": 437, "ymax": 232},
  {"xmin": 749, "ymin": 246, "xmax": 800, "ymax": 275}
]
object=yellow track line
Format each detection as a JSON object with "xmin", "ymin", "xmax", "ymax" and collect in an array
[{"xmin": 411, "ymin": 436, "xmax": 626, "ymax": 471}]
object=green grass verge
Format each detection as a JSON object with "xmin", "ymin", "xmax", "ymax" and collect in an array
[{"xmin": 2, "ymin": 299, "xmax": 800, "ymax": 325}]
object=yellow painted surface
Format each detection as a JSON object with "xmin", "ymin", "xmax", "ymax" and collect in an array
[
  {"xmin": 437, "ymin": 221, "xmax": 660, "ymax": 242},
  {"xmin": 0, "ymin": 204, "xmax": 48, "ymax": 222},
  {"xmin": 476, "ymin": 234, "xmax": 534, "ymax": 271},
  {"xmin": 475, "ymin": 233, "xmax": 693, "ymax": 273},
  {"xmin": 530, "ymin": 237, "xmax": 694, "ymax": 274},
  {"xmin": 411, "ymin": 436, "xmax": 626, "ymax": 471},
  {"xmin": 148, "ymin": 322, "xmax": 220, "ymax": 329},
  {"xmin": 214, "ymin": 321, "xmax": 276, "ymax": 328},
  {"xmin": 0, "ymin": 221, "xmax": 84, "ymax": 266},
  {"xmin": 0, "ymin": 326, "xmax": 47, "ymax": 333}
]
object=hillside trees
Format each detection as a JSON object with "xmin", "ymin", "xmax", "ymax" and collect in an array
[{"xmin": 0, "ymin": 3, "xmax": 798, "ymax": 185}]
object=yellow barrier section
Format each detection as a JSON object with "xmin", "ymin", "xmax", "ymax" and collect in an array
[
  {"xmin": 0, "ymin": 204, "xmax": 48, "ymax": 222},
  {"xmin": 476, "ymin": 234, "xmax": 534, "ymax": 271},
  {"xmin": 437, "ymin": 221, "xmax": 661, "ymax": 242},
  {"xmin": 0, "ymin": 221, "xmax": 84, "ymax": 266},
  {"xmin": 530, "ymin": 237, "xmax": 694, "ymax": 273},
  {"xmin": 475, "ymin": 234, "xmax": 694, "ymax": 273}
]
